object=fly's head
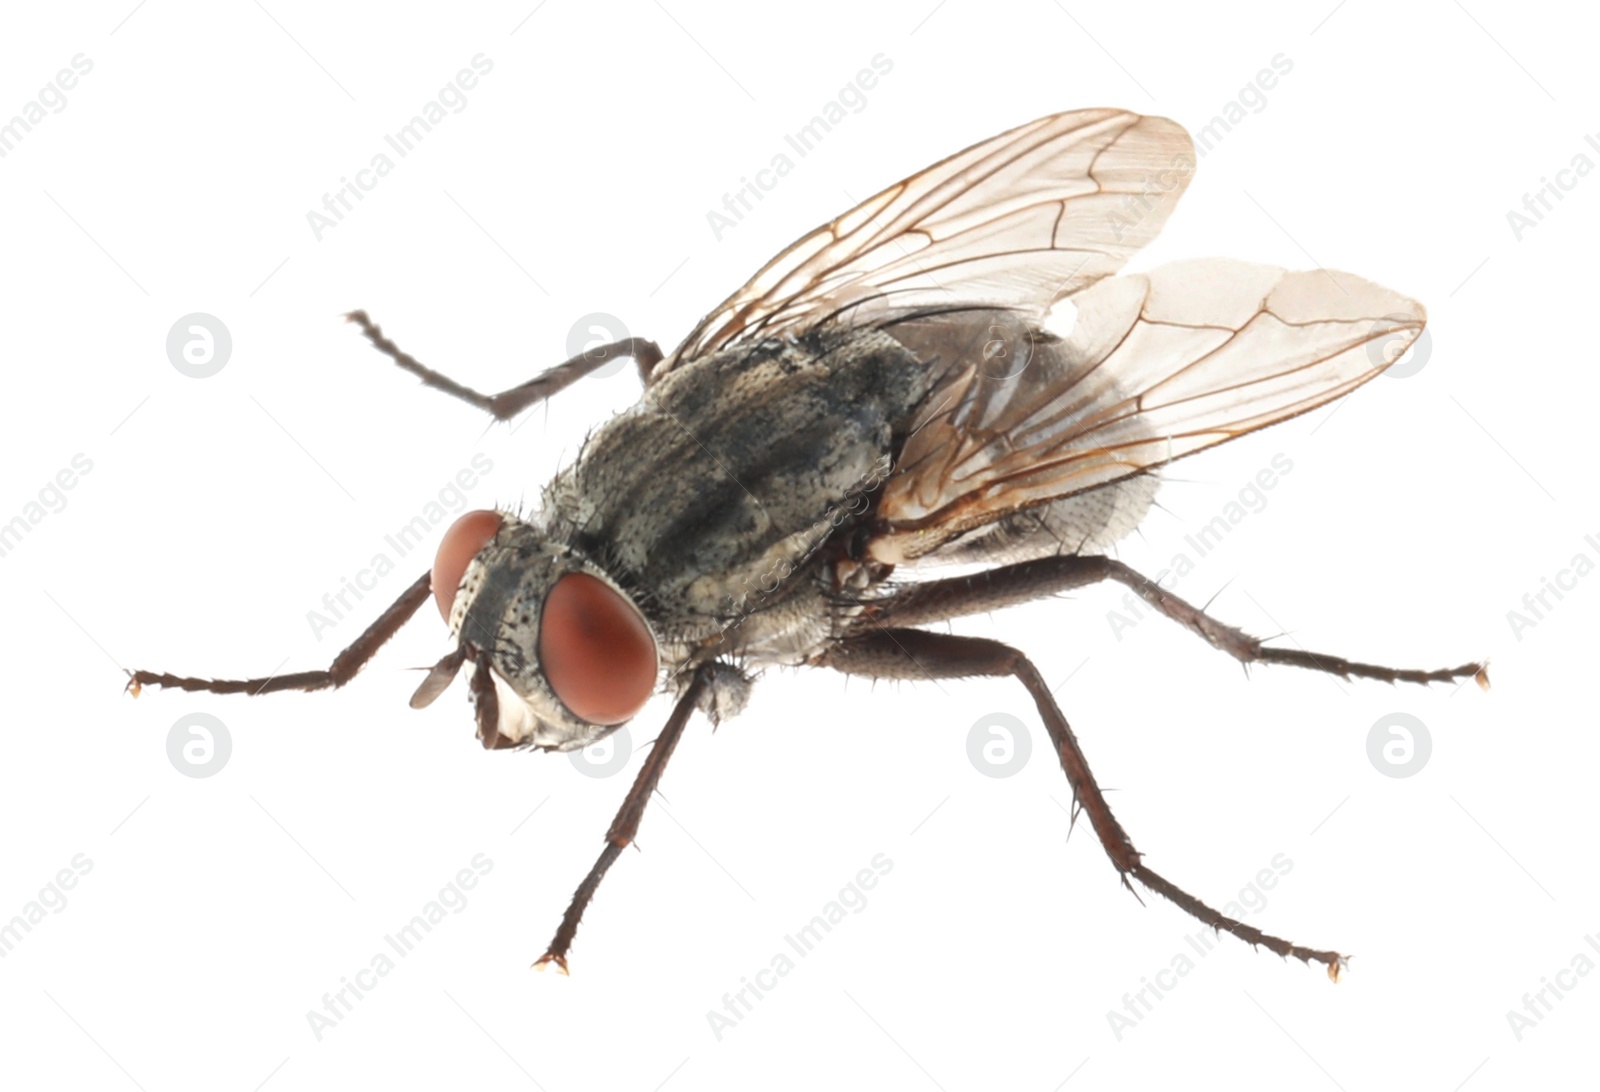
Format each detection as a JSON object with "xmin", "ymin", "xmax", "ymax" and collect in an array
[{"xmin": 412, "ymin": 509, "xmax": 660, "ymax": 752}]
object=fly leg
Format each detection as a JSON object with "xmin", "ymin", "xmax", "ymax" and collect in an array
[
  {"xmin": 345, "ymin": 310, "xmax": 662, "ymax": 421},
  {"xmin": 872, "ymin": 554, "xmax": 1487, "ymax": 688},
  {"xmin": 126, "ymin": 570, "xmax": 433, "ymax": 697},
  {"xmin": 534, "ymin": 664, "xmax": 712, "ymax": 973},
  {"xmin": 819, "ymin": 628, "xmax": 1347, "ymax": 978}
]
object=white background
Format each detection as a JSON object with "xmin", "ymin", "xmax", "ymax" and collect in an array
[{"xmin": 1, "ymin": 1, "xmax": 1593, "ymax": 1089}]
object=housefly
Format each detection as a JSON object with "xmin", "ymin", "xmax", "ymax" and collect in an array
[{"xmin": 129, "ymin": 108, "xmax": 1486, "ymax": 978}]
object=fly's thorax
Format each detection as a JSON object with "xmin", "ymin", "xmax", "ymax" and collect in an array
[
  {"xmin": 450, "ymin": 515, "xmax": 662, "ymax": 751},
  {"xmin": 539, "ymin": 327, "xmax": 929, "ymax": 621}
]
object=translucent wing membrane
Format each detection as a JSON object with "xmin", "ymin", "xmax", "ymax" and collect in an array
[
  {"xmin": 661, "ymin": 108, "xmax": 1196, "ymax": 370},
  {"xmin": 870, "ymin": 259, "xmax": 1424, "ymax": 562}
]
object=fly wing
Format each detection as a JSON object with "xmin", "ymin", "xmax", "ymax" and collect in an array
[
  {"xmin": 867, "ymin": 259, "xmax": 1425, "ymax": 563},
  {"xmin": 659, "ymin": 108, "xmax": 1196, "ymax": 371}
]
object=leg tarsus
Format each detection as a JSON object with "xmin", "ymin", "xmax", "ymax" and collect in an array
[
  {"xmin": 1133, "ymin": 862, "xmax": 1346, "ymax": 979},
  {"xmin": 126, "ymin": 570, "xmax": 433, "ymax": 697},
  {"xmin": 345, "ymin": 309, "xmax": 662, "ymax": 422}
]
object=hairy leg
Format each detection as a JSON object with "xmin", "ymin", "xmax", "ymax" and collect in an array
[
  {"xmin": 126, "ymin": 570, "xmax": 433, "ymax": 697},
  {"xmin": 535, "ymin": 664, "xmax": 713, "ymax": 973},
  {"xmin": 346, "ymin": 310, "xmax": 662, "ymax": 421},
  {"xmin": 871, "ymin": 553, "xmax": 1486, "ymax": 688},
  {"xmin": 821, "ymin": 627, "xmax": 1348, "ymax": 978}
]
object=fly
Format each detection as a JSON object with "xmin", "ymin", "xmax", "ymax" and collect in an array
[{"xmin": 128, "ymin": 108, "xmax": 1487, "ymax": 978}]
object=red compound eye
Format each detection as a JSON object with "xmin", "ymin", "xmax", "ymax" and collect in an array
[
  {"xmin": 538, "ymin": 572, "xmax": 657, "ymax": 726},
  {"xmin": 432, "ymin": 509, "xmax": 502, "ymax": 621}
]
